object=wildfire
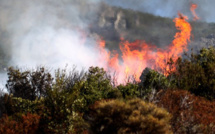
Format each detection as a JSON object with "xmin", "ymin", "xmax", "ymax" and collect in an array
[
  {"xmin": 190, "ymin": 3, "xmax": 200, "ymax": 21},
  {"xmin": 98, "ymin": 13, "xmax": 191, "ymax": 84}
]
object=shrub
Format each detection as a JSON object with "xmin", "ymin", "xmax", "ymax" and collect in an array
[
  {"xmin": 172, "ymin": 47, "xmax": 215, "ymax": 100},
  {"xmin": 117, "ymin": 83, "xmax": 139, "ymax": 99},
  {"xmin": 88, "ymin": 98, "xmax": 172, "ymax": 134},
  {"xmin": 0, "ymin": 113, "xmax": 40, "ymax": 134},
  {"xmin": 139, "ymin": 68, "xmax": 172, "ymax": 100},
  {"xmin": 38, "ymin": 81, "xmax": 76, "ymax": 134},
  {"xmin": 78, "ymin": 67, "xmax": 114, "ymax": 109},
  {"xmin": 155, "ymin": 89, "xmax": 215, "ymax": 133},
  {"xmin": 6, "ymin": 67, "xmax": 53, "ymax": 100}
]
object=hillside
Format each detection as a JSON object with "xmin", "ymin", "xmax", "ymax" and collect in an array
[
  {"xmin": 1, "ymin": 1, "xmax": 215, "ymax": 133},
  {"xmin": 90, "ymin": 2, "xmax": 215, "ymax": 51},
  {"xmin": 1, "ymin": 2, "xmax": 215, "ymax": 70}
]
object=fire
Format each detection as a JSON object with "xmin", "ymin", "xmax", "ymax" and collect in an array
[
  {"xmin": 190, "ymin": 3, "xmax": 200, "ymax": 21},
  {"xmin": 98, "ymin": 13, "xmax": 192, "ymax": 84}
]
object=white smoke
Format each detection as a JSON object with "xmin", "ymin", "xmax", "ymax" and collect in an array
[
  {"xmin": 0, "ymin": 0, "xmax": 109, "ymax": 91},
  {"xmin": 4, "ymin": 0, "xmax": 101, "ymax": 67}
]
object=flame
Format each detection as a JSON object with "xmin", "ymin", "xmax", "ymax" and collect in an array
[
  {"xmin": 98, "ymin": 39, "xmax": 110, "ymax": 70},
  {"xmin": 98, "ymin": 13, "xmax": 191, "ymax": 84},
  {"xmin": 190, "ymin": 3, "xmax": 200, "ymax": 21}
]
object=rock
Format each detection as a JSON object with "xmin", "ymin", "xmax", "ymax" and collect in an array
[{"xmin": 114, "ymin": 11, "xmax": 127, "ymax": 30}]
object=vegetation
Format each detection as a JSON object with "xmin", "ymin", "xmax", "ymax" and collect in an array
[
  {"xmin": 1, "ymin": 3, "xmax": 215, "ymax": 132},
  {"xmin": 88, "ymin": 99, "xmax": 172, "ymax": 134},
  {"xmin": 0, "ymin": 113, "xmax": 40, "ymax": 134},
  {"xmin": 1, "ymin": 47, "xmax": 215, "ymax": 133},
  {"xmin": 0, "ymin": 49, "xmax": 214, "ymax": 134},
  {"xmin": 171, "ymin": 46, "xmax": 215, "ymax": 100},
  {"xmin": 0, "ymin": 66, "xmax": 143, "ymax": 133},
  {"xmin": 155, "ymin": 89, "xmax": 215, "ymax": 133}
]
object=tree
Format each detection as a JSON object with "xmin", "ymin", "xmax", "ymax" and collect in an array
[
  {"xmin": 6, "ymin": 67, "xmax": 53, "ymax": 100},
  {"xmin": 88, "ymin": 98, "xmax": 172, "ymax": 134},
  {"xmin": 79, "ymin": 67, "xmax": 114, "ymax": 109}
]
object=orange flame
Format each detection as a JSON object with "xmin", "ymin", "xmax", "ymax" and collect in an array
[
  {"xmin": 98, "ymin": 13, "xmax": 192, "ymax": 84},
  {"xmin": 190, "ymin": 3, "xmax": 200, "ymax": 21}
]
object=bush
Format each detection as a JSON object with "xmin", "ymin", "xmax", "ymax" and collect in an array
[
  {"xmin": 88, "ymin": 98, "xmax": 172, "ymax": 134},
  {"xmin": 6, "ymin": 67, "xmax": 53, "ymax": 100},
  {"xmin": 155, "ymin": 89, "xmax": 215, "ymax": 133},
  {"xmin": 172, "ymin": 46, "xmax": 215, "ymax": 100},
  {"xmin": 141, "ymin": 68, "xmax": 171, "ymax": 90},
  {"xmin": 117, "ymin": 83, "xmax": 140, "ymax": 99},
  {"xmin": 0, "ymin": 113, "xmax": 40, "ymax": 134},
  {"xmin": 139, "ymin": 68, "xmax": 172, "ymax": 100},
  {"xmin": 38, "ymin": 75, "xmax": 76, "ymax": 134},
  {"xmin": 78, "ymin": 67, "xmax": 114, "ymax": 109}
]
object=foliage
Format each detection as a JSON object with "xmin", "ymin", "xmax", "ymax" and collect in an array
[
  {"xmin": 11, "ymin": 96, "xmax": 44, "ymax": 115},
  {"xmin": 0, "ymin": 113, "xmax": 40, "ymax": 134},
  {"xmin": 172, "ymin": 46, "xmax": 215, "ymax": 100},
  {"xmin": 39, "ymin": 91, "xmax": 74, "ymax": 133},
  {"xmin": 117, "ymin": 83, "xmax": 139, "ymax": 99},
  {"xmin": 141, "ymin": 68, "xmax": 169, "ymax": 90},
  {"xmin": 6, "ymin": 67, "xmax": 53, "ymax": 100},
  {"xmin": 2, "ymin": 62, "xmax": 215, "ymax": 133},
  {"xmin": 78, "ymin": 67, "xmax": 114, "ymax": 110},
  {"xmin": 154, "ymin": 89, "xmax": 215, "ymax": 133},
  {"xmin": 139, "ymin": 68, "xmax": 172, "ymax": 100},
  {"xmin": 2, "ymin": 94, "xmax": 16, "ymax": 116},
  {"xmin": 88, "ymin": 98, "xmax": 172, "ymax": 134},
  {"xmin": 38, "ymin": 69, "xmax": 77, "ymax": 134},
  {"xmin": 0, "ymin": 92, "xmax": 6, "ymax": 117},
  {"xmin": 0, "ymin": 66, "xmax": 119, "ymax": 133},
  {"xmin": 1, "ymin": 4, "xmax": 215, "ymax": 133}
]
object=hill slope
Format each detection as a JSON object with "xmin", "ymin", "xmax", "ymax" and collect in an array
[{"xmin": 90, "ymin": 2, "xmax": 215, "ymax": 51}]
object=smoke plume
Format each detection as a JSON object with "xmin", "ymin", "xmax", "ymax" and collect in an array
[
  {"xmin": 0, "ymin": 0, "xmax": 109, "ymax": 90},
  {"xmin": 0, "ymin": 0, "xmax": 110, "ymax": 68}
]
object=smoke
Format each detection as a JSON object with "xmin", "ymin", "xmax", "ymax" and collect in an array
[
  {"xmin": 0, "ymin": 1, "xmax": 92, "ymax": 71},
  {"xmin": 0, "ymin": 0, "xmax": 214, "ymax": 90},
  {"xmin": 103, "ymin": 0, "xmax": 215, "ymax": 23},
  {"xmin": 0, "ymin": 0, "xmax": 110, "ymax": 90}
]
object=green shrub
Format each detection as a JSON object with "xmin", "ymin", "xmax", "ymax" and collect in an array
[
  {"xmin": 172, "ymin": 46, "xmax": 215, "ymax": 100},
  {"xmin": 117, "ymin": 83, "xmax": 139, "ymax": 99}
]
